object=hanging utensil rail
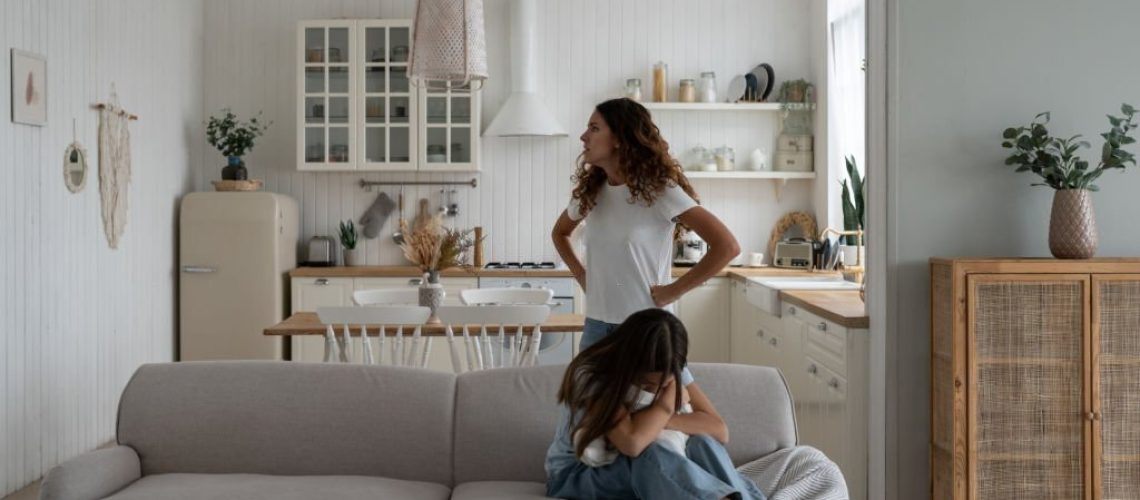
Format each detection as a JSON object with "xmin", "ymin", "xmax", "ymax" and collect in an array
[{"xmin": 359, "ymin": 178, "xmax": 477, "ymax": 191}]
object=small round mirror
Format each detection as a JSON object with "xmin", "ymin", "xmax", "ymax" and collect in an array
[{"xmin": 63, "ymin": 142, "xmax": 88, "ymax": 193}]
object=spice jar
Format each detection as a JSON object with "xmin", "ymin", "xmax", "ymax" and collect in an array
[
  {"xmin": 679, "ymin": 79, "xmax": 696, "ymax": 103},
  {"xmin": 624, "ymin": 78, "xmax": 643, "ymax": 101},
  {"xmin": 698, "ymin": 72, "xmax": 717, "ymax": 103},
  {"xmin": 652, "ymin": 61, "xmax": 668, "ymax": 102},
  {"xmin": 714, "ymin": 146, "xmax": 735, "ymax": 171}
]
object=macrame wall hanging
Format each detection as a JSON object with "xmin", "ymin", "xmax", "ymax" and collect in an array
[{"xmin": 94, "ymin": 85, "xmax": 138, "ymax": 249}]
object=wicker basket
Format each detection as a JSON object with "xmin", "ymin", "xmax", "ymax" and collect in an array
[{"xmin": 211, "ymin": 179, "xmax": 263, "ymax": 192}]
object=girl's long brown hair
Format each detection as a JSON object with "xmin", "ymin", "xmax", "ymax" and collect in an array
[
  {"xmin": 570, "ymin": 98, "xmax": 699, "ymax": 218},
  {"xmin": 556, "ymin": 308, "xmax": 689, "ymax": 459}
]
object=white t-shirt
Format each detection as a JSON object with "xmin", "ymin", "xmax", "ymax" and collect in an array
[{"xmin": 567, "ymin": 182, "xmax": 698, "ymax": 324}]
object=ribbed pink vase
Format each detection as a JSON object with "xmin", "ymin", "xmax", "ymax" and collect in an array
[{"xmin": 1048, "ymin": 189, "xmax": 1098, "ymax": 259}]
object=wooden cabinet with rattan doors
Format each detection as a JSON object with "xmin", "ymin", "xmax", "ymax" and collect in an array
[{"xmin": 930, "ymin": 258, "xmax": 1140, "ymax": 500}]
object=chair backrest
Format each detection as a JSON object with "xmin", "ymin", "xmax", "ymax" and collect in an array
[
  {"xmin": 316, "ymin": 306, "xmax": 432, "ymax": 366},
  {"xmin": 459, "ymin": 287, "xmax": 553, "ymax": 306},
  {"xmin": 435, "ymin": 304, "xmax": 552, "ymax": 372},
  {"xmin": 353, "ymin": 288, "xmax": 420, "ymax": 306}
]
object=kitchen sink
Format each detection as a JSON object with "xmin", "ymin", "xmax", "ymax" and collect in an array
[{"xmin": 745, "ymin": 275, "xmax": 861, "ymax": 315}]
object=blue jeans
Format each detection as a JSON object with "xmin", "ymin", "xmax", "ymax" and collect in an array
[
  {"xmin": 547, "ymin": 434, "xmax": 767, "ymax": 500},
  {"xmin": 582, "ymin": 318, "xmax": 694, "ymax": 385}
]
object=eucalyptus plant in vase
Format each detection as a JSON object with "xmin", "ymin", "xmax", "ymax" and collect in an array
[
  {"xmin": 1001, "ymin": 104, "xmax": 1137, "ymax": 258},
  {"xmin": 206, "ymin": 109, "xmax": 271, "ymax": 181}
]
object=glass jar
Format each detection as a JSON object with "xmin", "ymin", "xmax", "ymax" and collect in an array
[
  {"xmin": 678, "ymin": 79, "xmax": 696, "ymax": 103},
  {"xmin": 652, "ymin": 61, "xmax": 668, "ymax": 102},
  {"xmin": 698, "ymin": 72, "xmax": 717, "ymax": 103},
  {"xmin": 714, "ymin": 146, "xmax": 735, "ymax": 171},
  {"xmin": 624, "ymin": 78, "xmax": 643, "ymax": 101},
  {"xmin": 427, "ymin": 145, "xmax": 446, "ymax": 162}
]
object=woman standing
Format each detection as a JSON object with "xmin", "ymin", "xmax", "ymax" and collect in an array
[{"xmin": 552, "ymin": 98, "xmax": 740, "ymax": 352}]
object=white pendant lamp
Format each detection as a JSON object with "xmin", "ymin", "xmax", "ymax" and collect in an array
[{"xmin": 408, "ymin": 0, "xmax": 488, "ymax": 87}]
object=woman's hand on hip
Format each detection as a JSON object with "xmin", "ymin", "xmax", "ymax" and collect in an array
[{"xmin": 650, "ymin": 283, "xmax": 682, "ymax": 308}]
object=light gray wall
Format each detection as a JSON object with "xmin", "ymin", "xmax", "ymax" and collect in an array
[
  {"xmin": 888, "ymin": 0, "xmax": 1140, "ymax": 496},
  {"xmin": 0, "ymin": 0, "xmax": 204, "ymax": 495}
]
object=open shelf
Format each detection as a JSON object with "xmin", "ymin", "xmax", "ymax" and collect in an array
[
  {"xmin": 641, "ymin": 102, "xmax": 815, "ymax": 111},
  {"xmin": 683, "ymin": 170, "xmax": 815, "ymax": 200}
]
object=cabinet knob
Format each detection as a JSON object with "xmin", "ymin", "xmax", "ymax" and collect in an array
[
  {"xmin": 409, "ymin": 278, "xmax": 423, "ymax": 286},
  {"xmin": 769, "ymin": 337, "xmax": 778, "ymax": 346},
  {"xmin": 1087, "ymin": 411, "xmax": 1095, "ymax": 421},
  {"xmin": 808, "ymin": 364, "xmax": 818, "ymax": 375},
  {"xmin": 788, "ymin": 306, "xmax": 797, "ymax": 315},
  {"xmin": 828, "ymin": 378, "xmax": 840, "ymax": 389},
  {"xmin": 315, "ymin": 278, "xmax": 329, "ymax": 286},
  {"xmin": 756, "ymin": 329, "xmax": 765, "ymax": 338},
  {"xmin": 817, "ymin": 322, "xmax": 828, "ymax": 331}
]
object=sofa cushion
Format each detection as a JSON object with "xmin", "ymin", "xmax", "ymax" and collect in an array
[
  {"xmin": 450, "ymin": 481, "xmax": 552, "ymax": 500},
  {"xmin": 453, "ymin": 365, "xmax": 566, "ymax": 484},
  {"xmin": 116, "ymin": 362, "xmax": 455, "ymax": 486},
  {"xmin": 688, "ymin": 364, "xmax": 798, "ymax": 464},
  {"xmin": 100, "ymin": 473, "xmax": 451, "ymax": 500}
]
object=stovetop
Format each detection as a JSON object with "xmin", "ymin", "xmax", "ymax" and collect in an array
[{"xmin": 483, "ymin": 261, "xmax": 558, "ymax": 270}]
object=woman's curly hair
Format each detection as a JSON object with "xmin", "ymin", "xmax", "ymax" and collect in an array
[{"xmin": 570, "ymin": 98, "xmax": 699, "ymax": 219}]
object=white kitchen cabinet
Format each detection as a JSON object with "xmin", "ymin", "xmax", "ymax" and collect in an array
[
  {"xmin": 730, "ymin": 279, "xmax": 787, "ymax": 367},
  {"xmin": 297, "ymin": 19, "xmax": 479, "ymax": 172},
  {"xmin": 674, "ymin": 277, "xmax": 729, "ymax": 363},
  {"xmin": 781, "ymin": 301, "xmax": 869, "ymax": 500}
]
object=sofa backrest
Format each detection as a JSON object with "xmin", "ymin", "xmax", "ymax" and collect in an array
[
  {"xmin": 116, "ymin": 361, "xmax": 456, "ymax": 485},
  {"xmin": 452, "ymin": 362, "xmax": 797, "ymax": 484}
]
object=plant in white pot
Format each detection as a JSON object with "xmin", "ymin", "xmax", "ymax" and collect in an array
[
  {"xmin": 1001, "ymin": 104, "xmax": 1137, "ymax": 259},
  {"xmin": 337, "ymin": 220, "xmax": 361, "ymax": 266},
  {"xmin": 839, "ymin": 155, "xmax": 865, "ymax": 267}
]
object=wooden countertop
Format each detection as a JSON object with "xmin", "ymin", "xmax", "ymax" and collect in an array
[
  {"xmin": 265, "ymin": 312, "xmax": 586, "ymax": 336},
  {"xmin": 292, "ymin": 265, "xmax": 824, "ymax": 279},
  {"xmin": 778, "ymin": 290, "xmax": 868, "ymax": 329}
]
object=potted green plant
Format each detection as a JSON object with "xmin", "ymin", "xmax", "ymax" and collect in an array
[
  {"xmin": 206, "ymin": 109, "xmax": 271, "ymax": 181},
  {"xmin": 337, "ymin": 220, "xmax": 361, "ymax": 266},
  {"xmin": 777, "ymin": 78, "xmax": 813, "ymax": 110},
  {"xmin": 1001, "ymin": 104, "xmax": 1137, "ymax": 258},
  {"xmin": 839, "ymin": 155, "xmax": 865, "ymax": 265}
]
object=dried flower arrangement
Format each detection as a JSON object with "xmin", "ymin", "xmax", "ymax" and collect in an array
[{"xmin": 398, "ymin": 215, "xmax": 482, "ymax": 281}]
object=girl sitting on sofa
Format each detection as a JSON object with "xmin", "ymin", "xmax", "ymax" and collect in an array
[{"xmin": 545, "ymin": 308, "xmax": 766, "ymax": 500}]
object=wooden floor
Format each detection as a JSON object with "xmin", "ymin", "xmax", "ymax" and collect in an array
[{"xmin": 2, "ymin": 480, "xmax": 39, "ymax": 500}]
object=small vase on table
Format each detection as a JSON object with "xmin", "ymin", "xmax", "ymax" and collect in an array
[{"xmin": 419, "ymin": 271, "xmax": 445, "ymax": 325}]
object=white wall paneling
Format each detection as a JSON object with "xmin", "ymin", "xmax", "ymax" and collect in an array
[
  {"xmin": 0, "ymin": 0, "xmax": 204, "ymax": 495},
  {"xmin": 202, "ymin": 0, "xmax": 819, "ymax": 265}
]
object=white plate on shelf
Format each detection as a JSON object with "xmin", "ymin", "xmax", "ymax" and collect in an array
[{"xmin": 726, "ymin": 75, "xmax": 746, "ymax": 103}]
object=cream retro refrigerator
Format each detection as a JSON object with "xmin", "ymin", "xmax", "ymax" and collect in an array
[{"xmin": 179, "ymin": 192, "xmax": 298, "ymax": 360}]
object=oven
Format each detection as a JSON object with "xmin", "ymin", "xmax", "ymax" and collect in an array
[{"xmin": 478, "ymin": 272, "xmax": 576, "ymax": 366}]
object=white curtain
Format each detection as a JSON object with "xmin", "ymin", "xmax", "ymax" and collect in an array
[{"xmin": 828, "ymin": 0, "xmax": 865, "ymax": 177}]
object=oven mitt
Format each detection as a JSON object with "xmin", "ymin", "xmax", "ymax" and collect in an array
[{"xmin": 359, "ymin": 192, "xmax": 397, "ymax": 239}]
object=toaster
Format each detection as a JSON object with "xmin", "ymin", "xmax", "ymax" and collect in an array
[
  {"xmin": 774, "ymin": 239, "xmax": 814, "ymax": 269},
  {"xmin": 305, "ymin": 235, "xmax": 336, "ymax": 267}
]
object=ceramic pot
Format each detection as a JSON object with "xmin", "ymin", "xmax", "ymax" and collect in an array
[
  {"xmin": 343, "ymin": 248, "xmax": 362, "ymax": 266},
  {"xmin": 221, "ymin": 156, "xmax": 248, "ymax": 181},
  {"xmin": 419, "ymin": 272, "xmax": 445, "ymax": 324},
  {"xmin": 1049, "ymin": 189, "xmax": 1098, "ymax": 259}
]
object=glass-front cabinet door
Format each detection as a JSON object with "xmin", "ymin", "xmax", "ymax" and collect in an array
[
  {"xmin": 298, "ymin": 20, "xmax": 356, "ymax": 171},
  {"xmin": 358, "ymin": 20, "xmax": 415, "ymax": 170},
  {"xmin": 419, "ymin": 82, "xmax": 480, "ymax": 171}
]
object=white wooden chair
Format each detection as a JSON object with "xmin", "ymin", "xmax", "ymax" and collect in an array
[
  {"xmin": 436, "ymin": 304, "xmax": 551, "ymax": 373},
  {"xmin": 459, "ymin": 287, "xmax": 553, "ymax": 306},
  {"xmin": 316, "ymin": 306, "xmax": 431, "ymax": 366},
  {"xmin": 353, "ymin": 288, "xmax": 419, "ymax": 306}
]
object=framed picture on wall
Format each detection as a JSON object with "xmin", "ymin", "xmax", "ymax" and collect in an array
[{"xmin": 11, "ymin": 49, "xmax": 47, "ymax": 126}]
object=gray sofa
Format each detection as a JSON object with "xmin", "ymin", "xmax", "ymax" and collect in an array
[{"xmin": 40, "ymin": 361, "xmax": 847, "ymax": 499}]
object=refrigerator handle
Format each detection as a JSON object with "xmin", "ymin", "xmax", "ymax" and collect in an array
[{"xmin": 182, "ymin": 266, "xmax": 217, "ymax": 274}]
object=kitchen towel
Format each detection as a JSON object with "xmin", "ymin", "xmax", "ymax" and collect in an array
[{"xmin": 360, "ymin": 192, "xmax": 397, "ymax": 239}]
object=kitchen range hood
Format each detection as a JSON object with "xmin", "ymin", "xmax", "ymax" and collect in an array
[{"xmin": 483, "ymin": 0, "xmax": 566, "ymax": 137}]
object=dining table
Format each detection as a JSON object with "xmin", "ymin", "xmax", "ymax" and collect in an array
[{"xmin": 264, "ymin": 312, "xmax": 587, "ymax": 337}]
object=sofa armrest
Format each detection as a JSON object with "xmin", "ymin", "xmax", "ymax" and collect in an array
[
  {"xmin": 39, "ymin": 445, "xmax": 141, "ymax": 500},
  {"xmin": 736, "ymin": 446, "xmax": 848, "ymax": 500}
]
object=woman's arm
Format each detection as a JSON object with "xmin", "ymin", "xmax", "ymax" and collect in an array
[
  {"xmin": 551, "ymin": 210, "xmax": 586, "ymax": 291},
  {"xmin": 604, "ymin": 379, "xmax": 679, "ymax": 457},
  {"xmin": 651, "ymin": 206, "xmax": 740, "ymax": 307},
  {"xmin": 665, "ymin": 383, "xmax": 729, "ymax": 444}
]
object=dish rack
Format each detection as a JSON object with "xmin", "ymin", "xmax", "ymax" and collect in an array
[{"xmin": 818, "ymin": 227, "xmax": 864, "ymax": 283}]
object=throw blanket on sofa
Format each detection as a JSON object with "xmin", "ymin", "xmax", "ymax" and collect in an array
[{"xmin": 738, "ymin": 446, "xmax": 849, "ymax": 500}]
